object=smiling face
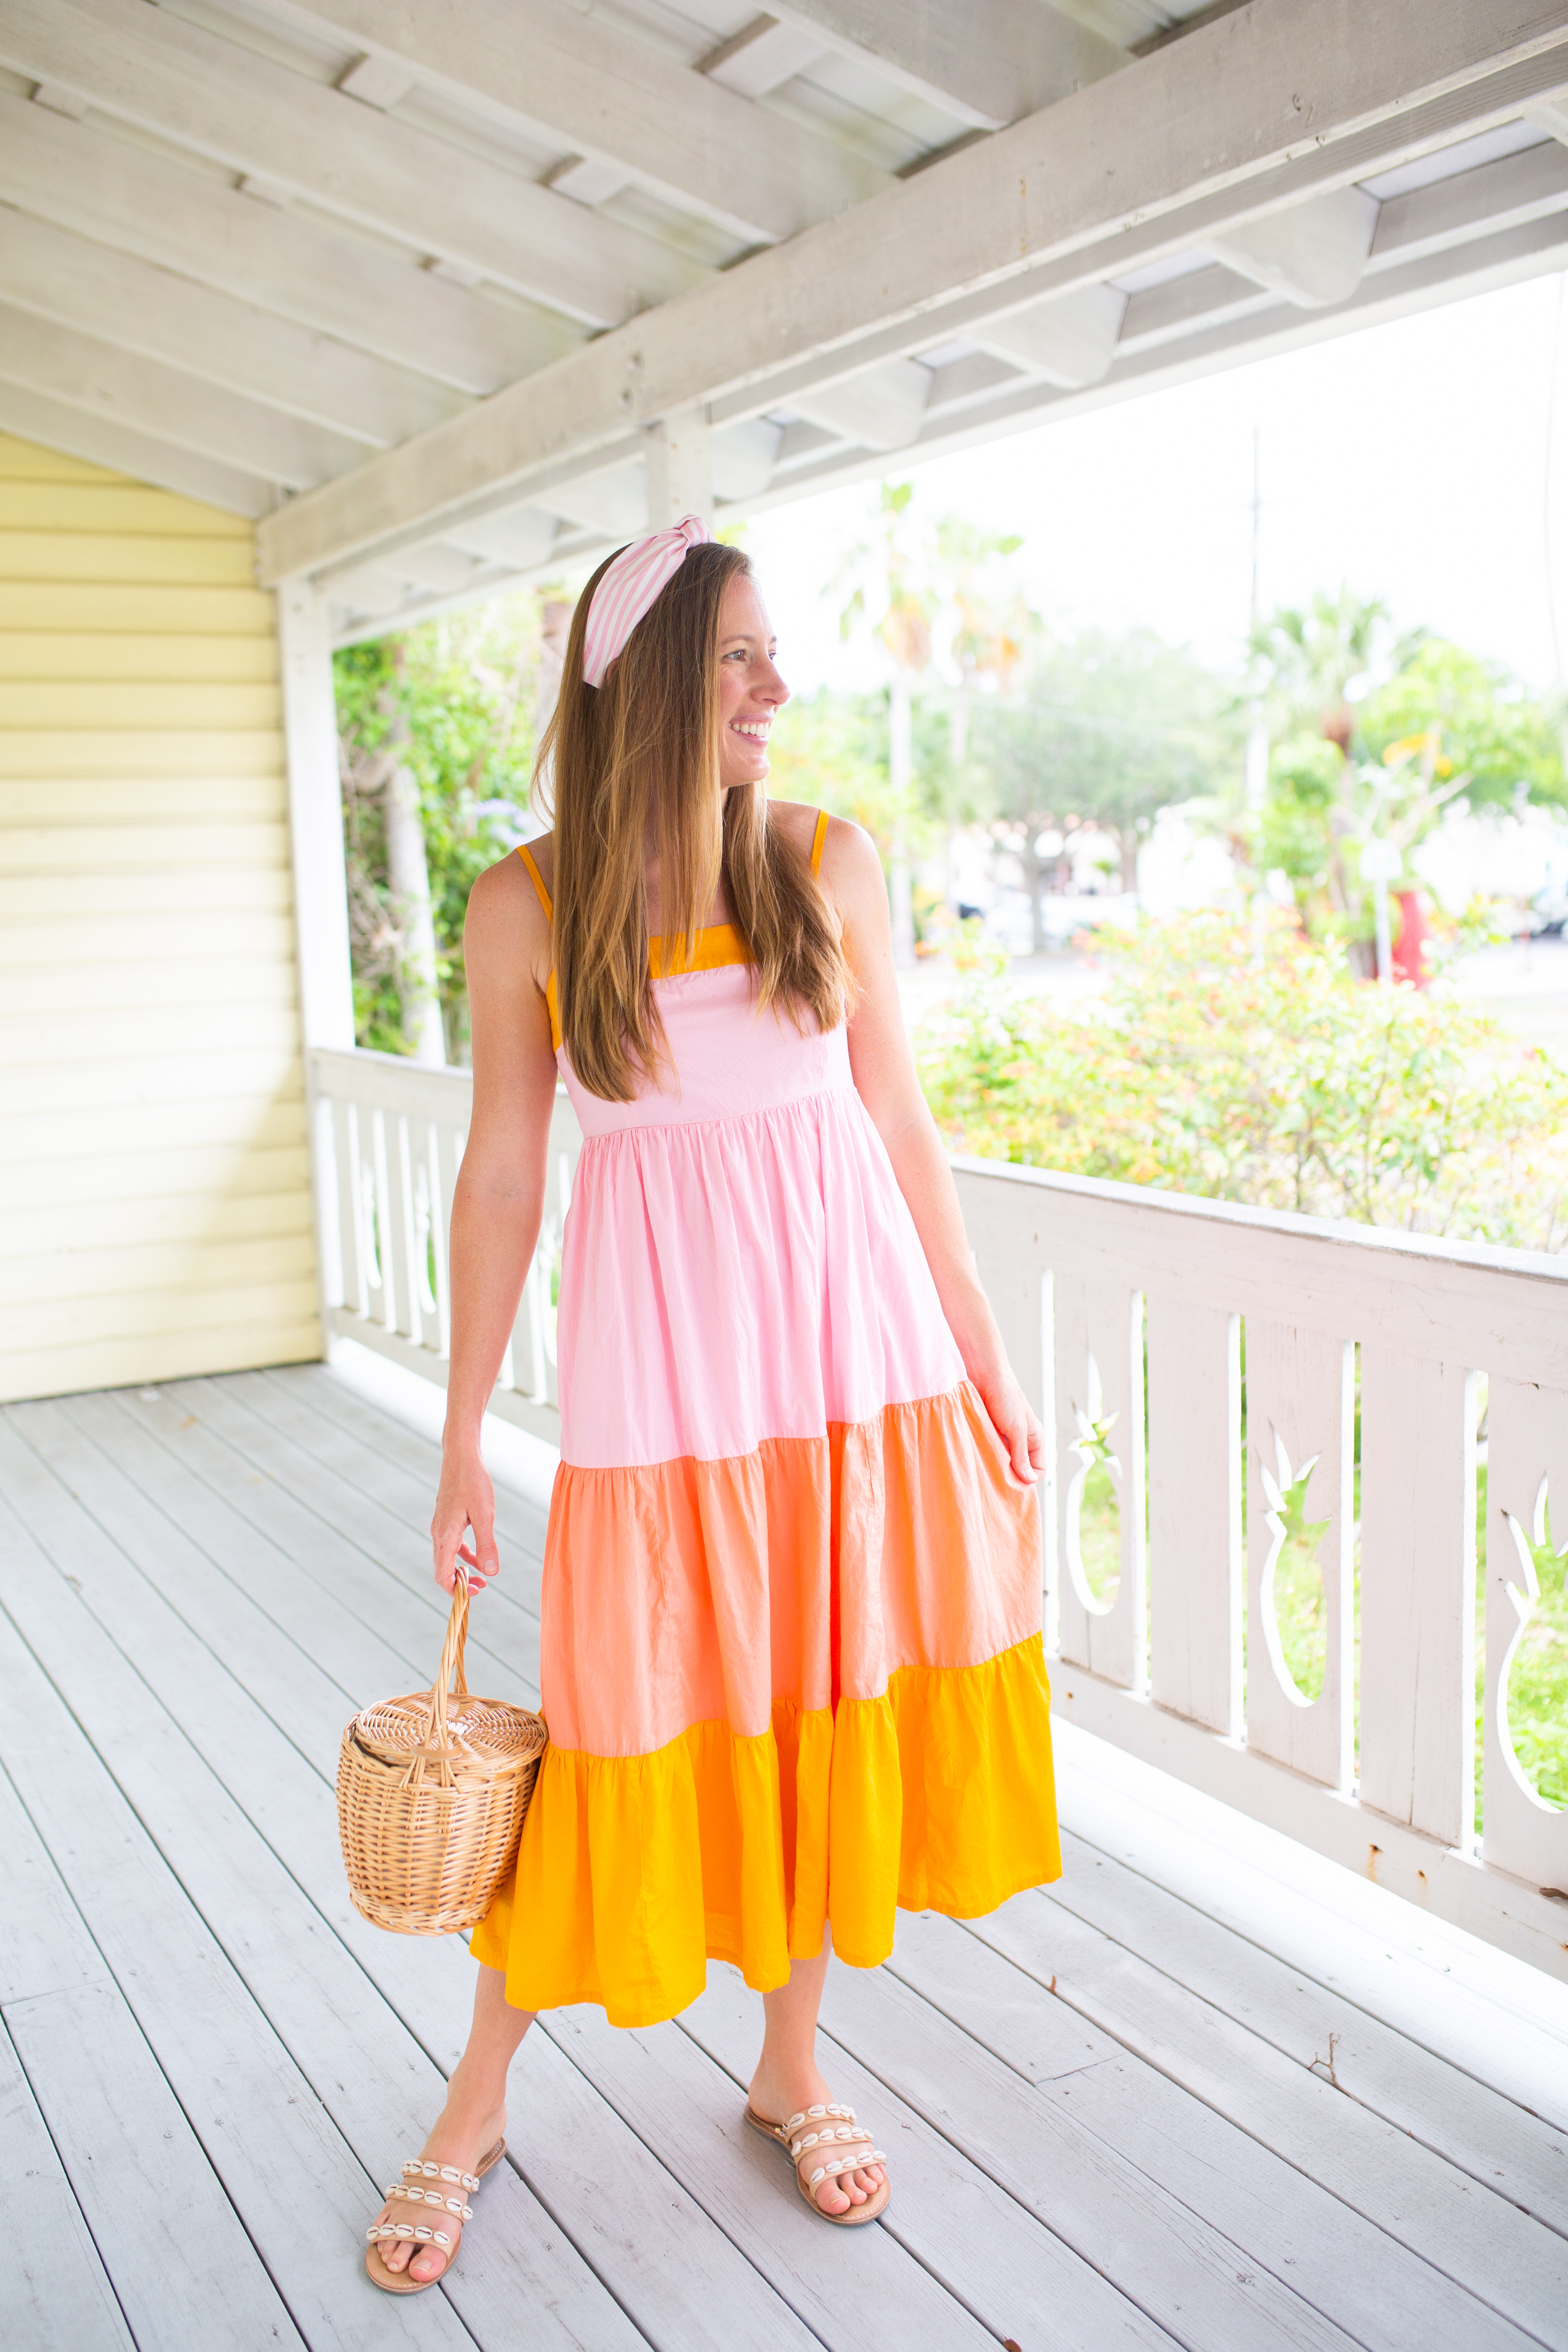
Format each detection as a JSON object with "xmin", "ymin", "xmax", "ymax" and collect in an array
[{"xmin": 716, "ymin": 571, "xmax": 788, "ymax": 792}]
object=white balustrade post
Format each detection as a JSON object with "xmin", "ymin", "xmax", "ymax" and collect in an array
[{"xmin": 277, "ymin": 578, "xmax": 356, "ymax": 1351}]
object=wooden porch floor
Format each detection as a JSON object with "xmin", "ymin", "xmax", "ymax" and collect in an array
[{"xmin": 4, "ymin": 1364, "xmax": 1568, "ymax": 2352}]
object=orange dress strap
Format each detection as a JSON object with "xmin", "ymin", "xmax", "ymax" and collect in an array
[
  {"xmin": 516, "ymin": 839, "xmax": 554, "ymax": 917},
  {"xmin": 516, "ymin": 844, "xmax": 562, "ymax": 1051},
  {"xmin": 810, "ymin": 808, "xmax": 829, "ymax": 876}
]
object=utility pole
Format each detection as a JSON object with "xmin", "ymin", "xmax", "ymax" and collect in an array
[{"xmin": 1246, "ymin": 425, "xmax": 1269, "ymax": 952}]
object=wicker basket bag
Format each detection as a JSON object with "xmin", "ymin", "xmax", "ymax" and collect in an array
[{"xmin": 336, "ymin": 1575, "xmax": 548, "ymax": 1936}]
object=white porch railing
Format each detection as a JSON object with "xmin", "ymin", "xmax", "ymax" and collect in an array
[{"xmin": 309, "ymin": 1045, "xmax": 1568, "ymax": 1980}]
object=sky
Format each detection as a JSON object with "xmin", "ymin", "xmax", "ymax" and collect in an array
[{"xmin": 741, "ymin": 268, "xmax": 1568, "ymax": 702}]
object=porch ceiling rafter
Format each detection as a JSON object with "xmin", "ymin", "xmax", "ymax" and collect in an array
[
  {"xmin": 765, "ymin": 0, "xmax": 1129, "ymax": 127},
  {"xmin": 0, "ymin": 90, "xmax": 578, "ymax": 396},
  {"xmin": 0, "ymin": 301, "xmax": 371, "ymax": 490},
  {"xmin": 0, "ymin": 0, "xmax": 707, "ymax": 328},
  {"xmin": 0, "ymin": 204, "xmax": 470, "ymax": 450},
  {"xmin": 256, "ymin": 0, "xmax": 1568, "ymax": 587},
  {"xmin": 261, "ymin": 0, "xmax": 894, "ymax": 243}
]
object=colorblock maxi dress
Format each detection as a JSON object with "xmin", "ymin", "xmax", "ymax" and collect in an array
[{"xmin": 472, "ymin": 815, "xmax": 1061, "ymax": 2027}]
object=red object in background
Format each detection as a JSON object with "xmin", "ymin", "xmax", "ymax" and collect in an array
[{"xmin": 1392, "ymin": 889, "xmax": 1431, "ymax": 987}]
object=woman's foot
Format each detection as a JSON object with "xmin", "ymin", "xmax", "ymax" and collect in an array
[
  {"xmin": 746, "ymin": 2063, "xmax": 886, "ymax": 2216},
  {"xmin": 366, "ymin": 2095, "xmax": 507, "ymax": 2285}
]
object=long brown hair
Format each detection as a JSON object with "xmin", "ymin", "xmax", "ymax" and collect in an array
[{"xmin": 536, "ymin": 539, "xmax": 852, "ymax": 1101}]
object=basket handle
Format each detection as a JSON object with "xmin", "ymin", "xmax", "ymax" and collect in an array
[{"xmin": 422, "ymin": 1574, "xmax": 475, "ymax": 1754}]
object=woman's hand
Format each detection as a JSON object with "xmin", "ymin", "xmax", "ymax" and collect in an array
[
  {"xmin": 432, "ymin": 1445, "xmax": 499, "ymax": 1593},
  {"xmin": 968, "ymin": 1348, "xmax": 1047, "ymax": 1488}
]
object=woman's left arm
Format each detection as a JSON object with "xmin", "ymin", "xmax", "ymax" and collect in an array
[{"xmin": 825, "ymin": 817, "xmax": 1045, "ymax": 1486}]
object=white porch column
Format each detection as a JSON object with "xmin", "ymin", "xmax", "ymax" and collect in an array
[
  {"xmin": 277, "ymin": 580, "xmax": 355, "ymax": 1052},
  {"xmin": 646, "ymin": 406, "xmax": 713, "ymax": 527},
  {"xmin": 277, "ymin": 578, "xmax": 355, "ymax": 1354}
]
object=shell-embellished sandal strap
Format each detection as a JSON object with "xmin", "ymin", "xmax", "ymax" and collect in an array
[
  {"xmin": 366, "ymin": 2220, "xmax": 455, "ymax": 2250},
  {"xmin": 774, "ymin": 2101, "xmax": 855, "ymax": 2150},
  {"xmin": 803, "ymin": 2143, "xmax": 887, "ymax": 2190},
  {"xmin": 380, "ymin": 2179, "xmax": 475, "ymax": 2222},
  {"xmin": 401, "ymin": 2157, "xmax": 484, "ymax": 2191}
]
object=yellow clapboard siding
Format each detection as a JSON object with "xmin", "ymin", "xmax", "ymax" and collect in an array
[
  {"xmin": 0, "ymin": 729, "xmax": 283, "ymax": 778},
  {"xmin": 0, "ymin": 867, "xmax": 292, "ymax": 919},
  {"xmin": 0, "ymin": 1319, "xmax": 322, "ymax": 1408},
  {"xmin": 0, "ymin": 909, "xmax": 297, "ymax": 968},
  {"xmin": 0, "ymin": 1002, "xmax": 302, "ymax": 1065},
  {"xmin": 0, "ymin": 434, "xmax": 121, "ymax": 485},
  {"xmin": 7, "ymin": 1231, "xmax": 317, "ymax": 1308},
  {"xmin": 0, "ymin": 955, "xmax": 297, "ymax": 1015},
  {"xmin": 0, "ymin": 482, "xmax": 250, "ymax": 539},
  {"xmin": 0, "ymin": 584, "xmax": 276, "ymax": 633},
  {"xmin": 0, "ymin": 532, "xmax": 258, "ymax": 585},
  {"xmin": 10, "ymin": 1046, "xmax": 302, "ymax": 1120},
  {"xmin": 0, "ymin": 1276, "xmax": 319, "ymax": 1352},
  {"xmin": 1, "ymin": 681, "xmax": 282, "ymax": 729},
  {"xmin": 8, "ymin": 1095, "xmax": 306, "ymax": 1167},
  {"xmin": 12, "ymin": 1187, "xmax": 312, "ymax": 1256},
  {"xmin": 0, "ymin": 775, "xmax": 285, "ymax": 824},
  {"xmin": 0, "ymin": 635, "xmax": 280, "ymax": 682},
  {"xmin": 1, "ymin": 820, "xmax": 290, "ymax": 874},
  {"xmin": 0, "ymin": 1143, "xmax": 310, "ymax": 1214},
  {"xmin": 1, "ymin": 429, "xmax": 313, "ymax": 1400}
]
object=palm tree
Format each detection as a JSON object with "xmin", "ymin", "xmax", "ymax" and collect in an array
[{"xmin": 831, "ymin": 483, "xmax": 937, "ymax": 966}]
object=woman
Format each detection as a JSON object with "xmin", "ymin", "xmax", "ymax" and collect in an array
[{"xmin": 366, "ymin": 519, "xmax": 1060, "ymax": 2292}]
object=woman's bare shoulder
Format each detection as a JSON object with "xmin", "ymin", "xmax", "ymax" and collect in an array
[
  {"xmin": 466, "ymin": 839, "xmax": 553, "ymax": 980},
  {"xmin": 766, "ymin": 797, "xmax": 820, "ymax": 854}
]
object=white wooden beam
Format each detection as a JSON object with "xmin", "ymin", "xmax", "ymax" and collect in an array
[
  {"xmin": 257, "ymin": 0, "xmax": 1568, "ymax": 583},
  {"xmin": 645, "ymin": 408, "xmax": 713, "ymax": 526},
  {"xmin": 0, "ymin": 0, "xmax": 707, "ymax": 327},
  {"xmin": 767, "ymin": 0, "xmax": 1127, "ymax": 127},
  {"xmin": 546, "ymin": 156, "xmax": 632, "ymax": 210},
  {"xmin": 0, "ymin": 377, "xmax": 276, "ymax": 516},
  {"xmin": 0, "ymin": 93, "xmax": 569, "ymax": 396},
  {"xmin": 531, "ymin": 467, "xmax": 650, "ymax": 539},
  {"xmin": 1370, "ymin": 134, "xmax": 1568, "ymax": 267},
  {"xmin": 0, "ymin": 204, "xmax": 467, "ymax": 448},
  {"xmin": 710, "ymin": 418, "xmax": 783, "ymax": 501},
  {"xmin": 1209, "ymin": 184, "xmax": 1381, "ymax": 308},
  {"xmin": 216, "ymin": 0, "xmax": 891, "ymax": 245},
  {"xmin": 336, "ymin": 53, "xmax": 419, "ymax": 112},
  {"xmin": 792, "ymin": 359, "xmax": 932, "ymax": 450},
  {"xmin": 973, "ymin": 282, "xmax": 1128, "ymax": 386},
  {"xmin": 442, "ymin": 508, "xmax": 561, "ymax": 569},
  {"xmin": 0, "ymin": 303, "xmax": 368, "ymax": 488},
  {"xmin": 1525, "ymin": 90, "xmax": 1568, "ymax": 144},
  {"xmin": 701, "ymin": 17, "xmax": 826, "ymax": 99},
  {"xmin": 278, "ymin": 580, "xmax": 357, "ymax": 1055}
]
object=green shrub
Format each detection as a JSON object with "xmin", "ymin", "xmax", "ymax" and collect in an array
[{"xmin": 916, "ymin": 911, "xmax": 1568, "ymax": 1251}]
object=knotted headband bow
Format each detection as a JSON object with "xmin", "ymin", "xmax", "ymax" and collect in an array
[{"xmin": 581, "ymin": 513, "xmax": 712, "ymax": 687}]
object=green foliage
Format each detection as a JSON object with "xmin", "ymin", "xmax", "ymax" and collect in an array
[
  {"xmin": 1248, "ymin": 585, "xmax": 1406, "ymax": 744},
  {"xmin": 1359, "ymin": 640, "xmax": 1567, "ymax": 812},
  {"xmin": 916, "ymin": 911, "xmax": 1568, "ymax": 1249},
  {"xmin": 334, "ymin": 596, "xmax": 544, "ymax": 1059},
  {"xmin": 1251, "ymin": 623, "xmax": 1566, "ymax": 945},
  {"xmin": 970, "ymin": 628, "xmax": 1239, "ymax": 884}
]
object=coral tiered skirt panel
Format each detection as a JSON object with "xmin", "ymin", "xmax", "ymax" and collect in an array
[{"xmin": 471, "ymin": 972, "xmax": 1060, "ymax": 2026}]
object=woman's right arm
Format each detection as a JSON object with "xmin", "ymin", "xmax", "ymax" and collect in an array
[{"xmin": 430, "ymin": 852, "xmax": 559, "ymax": 1593}]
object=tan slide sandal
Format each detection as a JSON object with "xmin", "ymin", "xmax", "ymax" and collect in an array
[
  {"xmin": 744, "ymin": 2100, "xmax": 890, "ymax": 2225},
  {"xmin": 364, "ymin": 2137, "xmax": 506, "ymax": 2293}
]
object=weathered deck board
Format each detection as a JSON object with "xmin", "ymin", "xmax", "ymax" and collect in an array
[
  {"xmin": 0, "ymin": 1409, "xmax": 809, "ymax": 2352},
  {"xmin": 6, "ymin": 1364, "xmax": 1568, "ymax": 2352},
  {"xmin": 1, "ymin": 2021, "xmax": 137, "ymax": 2352},
  {"xmin": 893, "ymin": 1912, "xmax": 1556, "ymax": 2348},
  {"xmin": 1018, "ymin": 1835, "xmax": 1568, "ymax": 2233}
]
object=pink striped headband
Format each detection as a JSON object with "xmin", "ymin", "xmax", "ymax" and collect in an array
[{"xmin": 581, "ymin": 513, "xmax": 712, "ymax": 687}]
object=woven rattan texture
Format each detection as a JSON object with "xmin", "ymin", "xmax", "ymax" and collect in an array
[{"xmin": 336, "ymin": 1579, "xmax": 546, "ymax": 1936}]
